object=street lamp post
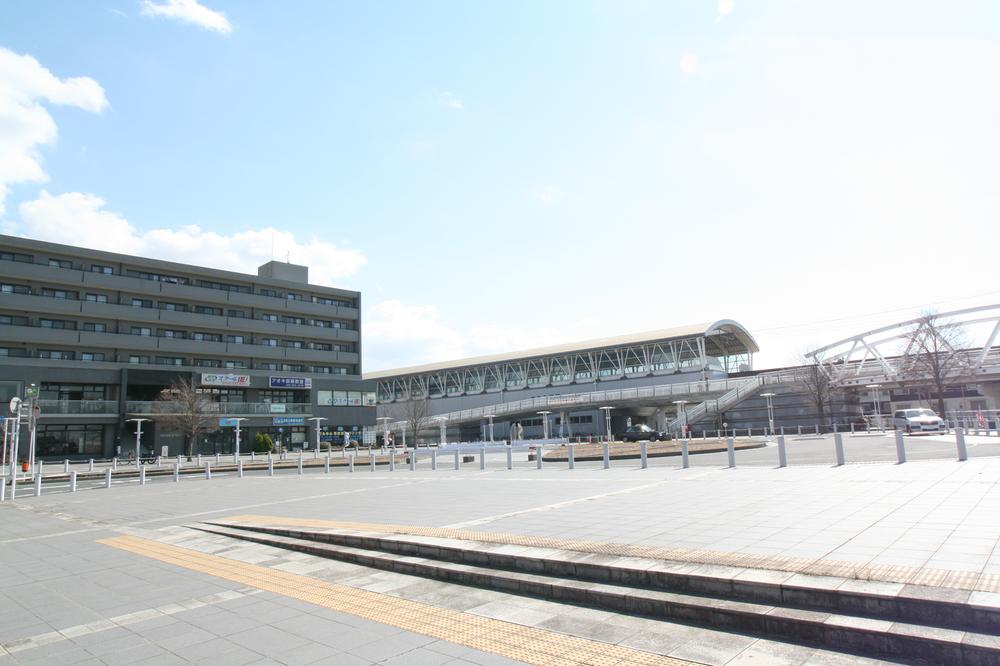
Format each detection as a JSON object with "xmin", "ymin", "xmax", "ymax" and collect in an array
[
  {"xmin": 672, "ymin": 400, "xmax": 689, "ymax": 438},
  {"xmin": 537, "ymin": 411, "xmax": 552, "ymax": 441},
  {"xmin": 866, "ymin": 384, "xmax": 883, "ymax": 431},
  {"xmin": 485, "ymin": 415, "xmax": 495, "ymax": 443},
  {"xmin": 230, "ymin": 417, "xmax": 248, "ymax": 456},
  {"xmin": 307, "ymin": 417, "xmax": 327, "ymax": 453},
  {"xmin": 760, "ymin": 393, "xmax": 776, "ymax": 435},
  {"xmin": 599, "ymin": 406, "xmax": 614, "ymax": 443},
  {"xmin": 125, "ymin": 418, "xmax": 149, "ymax": 466}
]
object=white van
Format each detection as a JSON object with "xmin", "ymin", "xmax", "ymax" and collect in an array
[{"xmin": 892, "ymin": 408, "xmax": 945, "ymax": 433}]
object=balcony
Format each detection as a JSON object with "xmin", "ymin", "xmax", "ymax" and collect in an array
[
  {"xmin": 37, "ymin": 399, "xmax": 119, "ymax": 415},
  {"xmin": 126, "ymin": 401, "xmax": 312, "ymax": 416}
]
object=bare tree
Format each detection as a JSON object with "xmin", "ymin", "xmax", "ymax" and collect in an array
[
  {"xmin": 154, "ymin": 377, "xmax": 217, "ymax": 458},
  {"xmin": 380, "ymin": 397, "xmax": 432, "ymax": 448},
  {"xmin": 797, "ymin": 362, "xmax": 835, "ymax": 425},
  {"xmin": 897, "ymin": 312, "xmax": 972, "ymax": 416}
]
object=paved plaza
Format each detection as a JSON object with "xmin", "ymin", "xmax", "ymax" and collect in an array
[{"xmin": 1, "ymin": 446, "xmax": 999, "ymax": 664}]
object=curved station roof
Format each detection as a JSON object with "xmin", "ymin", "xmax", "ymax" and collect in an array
[{"xmin": 366, "ymin": 319, "xmax": 758, "ymax": 380}]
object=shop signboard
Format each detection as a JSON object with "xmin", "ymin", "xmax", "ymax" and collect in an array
[
  {"xmin": 219, "ymin": 418, "xmax": 240, "ymax": 427},
  {"xmin": 269, "ymin": 403, "xmax": 287, "ymax": 413},
  {"xmin": 268, "ymin": 376, "xmax": 311, "ymax": 390},
  {"xmin": 201, "ymin": 373, "xmax": 250, "ymax": 387},
  {"xmin": 273, "ymin": 416, "xmax": 305, "ymax": 426}
]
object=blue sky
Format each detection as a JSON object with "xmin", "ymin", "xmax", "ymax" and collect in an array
[{"xmin": 2, "ymin": 0, "xmax": 999, "ymax": 371}]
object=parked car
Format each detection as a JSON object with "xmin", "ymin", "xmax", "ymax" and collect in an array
[
  {"xmin": 619, "ymin": 424, "xmax": 666, "ymax": 442},
  {"xmin": 892, "ymin": 408, "xmax": 945, "ymax": 433}
]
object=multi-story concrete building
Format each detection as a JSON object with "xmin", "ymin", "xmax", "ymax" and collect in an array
[{"xmin": 0, "ymin": 235, "xmax": 376, "ymax": 458}]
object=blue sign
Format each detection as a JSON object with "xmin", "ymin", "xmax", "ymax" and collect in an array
[
  {"xmin": 272, "ymin": 416, "xmax": 305, "ymax": 426},
  {"xmin": 219, "ymin": 418, "xmax": 240, "ymax": 427},
  {"xmin": 268, "ymin": 376, "xmax": 312, "ymax": 390}
]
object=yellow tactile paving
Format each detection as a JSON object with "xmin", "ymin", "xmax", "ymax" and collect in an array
[
  {"xmin": 98, "ymin": 535, "xmax": 693, "ymax": 666},
  {"xmin": 219, "ymin": 515, "xmax": 1000, "ymax": 594}
]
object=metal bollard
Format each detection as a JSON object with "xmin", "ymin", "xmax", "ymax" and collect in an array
[
  {"xmin": 410, "ymin": 450, "xmax": 416, "ymax": 471},
  {"xmin": 370, "ymin": 452, "xmax": 375, "ymax": 472},
  {"xmin": 238, "ymin": 459, "xmax": 244, "ymax": 478},
  {"xmin": 298, "ymin": 455, "xmax": 303, "ymax": 475},
  {"xmin": 112, "ymin": 458, "xmax": 117, "ymax": 471},
  {"xmin": 716, "ymin": 429, "xmax": 721, "ymax": 439},
  {"xmin": 432, "ymin": 449, "xmax": 438, "ymax": 470},
  {"xmin": 814, "ymin": 424, "xmax": 819, "ymax": 435},
  {"xmin": 38, "ymin": 460, "xmax": 43, "ymax": 479},
  {"xmin": 568, "ymin": 445, "xmax": 575, "ymax": 470},
  {"xmin": 156, "ymin": 456, "xmax": 161, "ymax": 469},
  {"xmin": 640, "ymin": 441, "xmax": 648, "ymax": 469},
  {"xmin": 197, "ymin": 454, "xmax": 202, "ymax": 465},
  {"xmin": 177, "ymin": 455, "xmax": 182, "ymax": 467},
  {"xmin": 955, "ymin": 428, "xmax": 968, "ymax": 461},
  {"xmin": 34, "ymin": 473, "xmax": 42, "ymax": 497},
  {"xmin": 140, "ymin": 465, "xmax": 147, "ymax": 485},
  {"xmin": 64, "ymin": 459, "xmax": 69, "ymax": 474},
  {"xmin": 70, "ymin": 471, "xmax": 77, "ymax": 492},
  {"xmin": 505, "ymin": 446, "xmax": 511, "ymax": 470},
  {"xmin": 324, "ymin": 455, "xmax": 330, "ymax": 474},
  {"xmin": 777, "ymin": 435, "xmax": 787, "ymax": 468},
  {"xmin": 536, "ymin": 446, "xmax": 543, "ymax": 469},
  {"xmin": 205, "ymin": 463, "xmax": 211, "ymax": 480},
  {"xmin": 454, "ymin": 449, "xmax": 460, "ymax": 470},
  {"xmin": 748, "ymin": 428, "xmax": 753, "ymax": 438},
  {"xmin": 780, "ymin": 426, "xmax": 785, "ymax": 436},
  {"xmin": 251, "ymin": 451, "xmax": 255, "ymax": 462},
  {"xmin": 174, "ymin": 462, "xmax": 180, "ymax": 482},
  {"xmin": 313, "ymin": 448, "xmax": 318, "ymax": 459},
  {"xmin": 727, "ymin": 437, "xmax": 736, "ymax": 468},
  {"xmin": 105, "ymin": 468, "xmax": 112, "ymax": 489},
  {"xmin": 834, "ymin": 433, "xmax": 845, "ymax": 466},
  {"xmin": 681, "ymin": 439, "xmax": 689, "ymax": 468},
  {"xmin": 389, "ymin": 450, "xmax": 395, "ymax": 471},
  {"xmin": 349, "ymin": 455, "xmax": 355, "ymax": 472},
  {"xmin": 833, "ymin": 423, "xmax": 838, "ymax": 434},
  {"xmin": 894, "ymin": 430, "xmax": 907, "ymax": 464},
  {"xmin": 268, "ymin": 458, "xmax": 274, "ymax": 477},
  {"xmin": 850, "ymin": 422, "xmax": 855, "ymax": 434},
  {"xmin": 89, "ymin": 458, "xmax": 94, "ymax": 472},
  {"xmin": 480, "ymin": 446, "xmax": 486, "ymax": 471},
  {"xmin": 797, "ymin": 425, "xmax": 802, "ymax": 436},
  {"xmin": 215, "ymin": 453, "xmax": 220, "ymax": 464},
  {"xmin": 602, "ymin": 442, "xmax": 610, "ymax": 469}
]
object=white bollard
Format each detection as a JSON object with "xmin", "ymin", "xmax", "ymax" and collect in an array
[
  {"xmin": 568, "ymin": 445, "xmax": 575, "ymax": 470},
  {"xmin": 234, "ymin": 450, "xmax": 239, "ymax": 465},
  {"xmin": 505, "ymin": 446, "xmax": 511, "ymax": 470},
  {"xmin": 432, "ymin": 449, "xmax": 438, "ymax": 470},
  {"xmin": 268, "ymin": 458, "xmax": 274, "ymax": 477},
  {"xmin": 455, "ymin": 449, "xmax": 461, "ymax": 470},
  {"xmin": 238, "ymin": 459, "xmax": 244, "ymax": 478},
  {"xmin": 105, "ymin": 468, "xmax": 112, "ymax": 489},
  {"xmin": 602, "ymin": 442, "xmax": 610, "ymax": 469},
  {"xmin": 956, "ymin": 428, "xmax": 968, "ymax": 462},
  {"xmin": 681, "ymin": 439, "xmax": 689, "ymax": 468},
  {"xmin": 814, "ymin": 424, "xmax": 819, "ymax": 435},
  {"xmin": 298, "ymin": 455, "xmax": 303, "ymax": 475},
  {"xmin": 536, "ymin": 446, "xmax": 543, "ymax": 469},
  {"xmin": 349, "ymin": 455, "xmax": 355, "ymax": 472},
  {"xmin": 156, "ymin": 456, "xmax": 161, "ymax": 469},
  {"xmin": 197, "ymin": 454, "xmax": 202, "ymax": 465},
  {"xmin": 894, "ymin": 430, "xmax": 907, "ymax": 464},
  {"xmin": 313, "ymin": 448, "xmax": 318, "ymax": 459},
  {"xmin": 38, "ymin": 460, "xmax": 43, "ymax": 479},
  {"xmin": 389, "ymin": 450, "xmax": 396, "ymax": 471},
  {"xmin": 215, "ymin": 453, "xmax": 220, "ymax": 464},
  {"xmin": 640, "ymin": 441, "xmax": 648, "ymax": 469},
  {"xmin": 251, "ymin": 451, "xmax": 255, "ymax": 462},
  {"xmin": 177, "ymin": 455, "xmax": 182, "ymax": 467},
  {"xmin": 727, "ymin": 437, "xmax": 736, "ymax": 468},
  {"xmin": 174, "ymin": 462, "xmax": 180, "ymax": 482},
  {"xmin": 112, "ymin": 458, "xmax": 117, "ymax": 471},
  {"xmin": 140, "ymin": 465, "xmax": 147, "ymax": 485},
  {"xmin": 324, "ymin": 455, "xmax": 330, "ymax": 474},
  {"xmin": 480, "ymin": 446, "xmax": 486, "ymax": 471},
  {"xmin": 70, "ymin": 471, "xmax": 77, "ymax": 492},
  {"xmin": 205, "ymin": 463, "xmax": 211, "ymax": 480},
  {"xmin": 777, "ymin": 435, "xmax": 787, "ymax": 468},
  {"xmin": 64, "ymin": 459, "xmax": 69, "ymax": 474},
  {"xmin": 851, "ymin": 422, "xmax": 856, "ymax": 434},
  {"xmin": 370, "ymin": 452, "xmax": 376, "ymax": 472},
  {"xmin": 410, "ymin": 450, "xmax": 417, "ymax": 471},
  {"xmin": 34, "ymin": 473, "xmax": 42, "ymax": 497},
  {"xmin": 797, "ymin": 425, "xmax": 802, "ymax": 436},
  {"xmin": 834, "ymin": 433, "xmax": 845, "ymax": 466},
  {"xmin": 89, "ymin": 459, "xmax": 94, "ymax": 472}
]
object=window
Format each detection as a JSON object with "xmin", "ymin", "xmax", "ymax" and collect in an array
[
  {"xmin": 280, "ymin": 364, "xmax": 305, "ymax": 372},
  {"xmin": 90, "ymin": 264, "xmax": 113, "ymax": 274},
  {"xmin": 48, "ymin": 258, "xmax": 72, "ymax": 269},
  {"xmin": 40, "ymin": 384, "xmax": 107, "ymax": 400},
  {"xmin": 261, "ymin": 338, "xmax": 278, "ymax": 347},
  {"xmin": 312, "ymin": 366, "xmax": 332, "ymax": 374},
  {"xmin": 257, "ymin": 362, "xmax": 279, "ymax": 370},
  {"xmin": 0, "ymin": 347, "xmax": 27, "ymax": 357},
  {"xmin": 39, "ymin": 350, "xmax": 75, "ymax": 360},
  {"xmin": 159, "ymin": 302, "xmax": 188, "ymax": 312},
  {"xmin": 311, "ymin": 319, "xmax": 331, "ymax": 328},
  {"xmin": 286, "ymin": 293, "xmax": 302, "ymax": 301},
  {"xmin": 131, "ymin": 326, "xmax": 152, "ymax": 336},
  {"xmin": 39, "ymin": 319, "xmax": 76, "ymax": 330},
  {"xmin": 193, "ymin": 358, "xmax": 221, "ymax": 368},
  {"xmin": 128, "ymin": 355, "xmax": 150, "ymax": 364},
  {"xmin": 259, "ymin": 390, "xmax": 303, "ymax": 403},
  {"xmin": 225, "ymin": 359, "xmax": 248, "ymax": 369},
  {"xmin": 0, "ymin": 251, "xmax": 33, "ymax": 262},
  {"xmin": 333, "ymin": 367, "xmax": 348, "ymax": 375},
  {"xmin": 260, "ymin": 313, "xmax": 279, "ymax": 322},
  {"xmin": 312, "ymin": 343, "xmax": 332, "ymax": 351},
  {"xmin": 285, "ymin": 340, "xmax": 303, "ymax": 349},
  {"xmin": 82, "ymin": 322, "xmax": 107, "ymax": 333},
  {"xmin": 258, "ymin": 288, "xmax": 279, "ymax": 298},
  {"xmin": 285, "ymin": 316, "xmax": 304, "ymax": 325},
  {"xmin": 312, "ymin": 296, "xmax": 354, "ymax": 307},
  {"xmin": 227, "ymin": 309, "xmax": 247, "ymax": 318},
  {"xmin": 0, "ymin": 314, "xmax": 28, "ymax": 326},
  {"xmin": 193, "ymin": 305, "xmax": 222, "ymax": 316},
  {"xmin": 331, "ymin": 320, "xmax": 354, "ymax": 330},
  {"xmin": 1, "ymin": 283, "xmax": 30, "ymax": 294},
  {"xmin": 226, "ymin": 334, "xmax": 245, "ymax": 344},
  {"xmin": 160, "ymin": 329, "xmax": 185, "ymax": 339},
  {"xmin": 155, "ymin": 356, "xmax": 184, "ymax": 366},
  {"xmin": 80, "ymin": 352, "xmax": 105, "ymax": 362},
  {"xmin": 36, "ymin": 424, "xmax": 103, "ymax": 455},
  {"xmin": 195, "ymin": 279, "xmax": 250, "ymax": 294},
  {"xmin": 130, "ymin": 298, "xmax": 152, "ymax": 308},
  {"xmin": 191, "ymin": 332, "xmax": 222, "ymax": 342},
  {"xmin": 42, "ymin": 288, "xmax": 78, "ymax": 300},
  {"xmin": 85, "ymin": 293, "xmax": 108, "ymax": 303}
]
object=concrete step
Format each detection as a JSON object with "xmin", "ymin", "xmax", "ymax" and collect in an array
[{"xmin": 193, "ymin": 521, "xmax": 1000, "ymax": 665}]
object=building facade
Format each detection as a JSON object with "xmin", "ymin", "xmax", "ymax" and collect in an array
[{"xmin": 0, "ymin": 235, "xmax": 376, "ymax": 458}]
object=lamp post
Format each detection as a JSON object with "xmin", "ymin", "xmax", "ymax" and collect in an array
[
  {"xmin": 672, "ymin": 400, "xmax": 688, "ymax": 438},
  {"xmin": 485, "ymin": 414, "xmax": 495, "ymax": 443},
  {"xmin": 599, "ymin": 406, "xmax": 614, "ymax": 443},
  {"xmin": 125, "ymin": 418, "xmax": 149, "ymax": 466},
  {"xmin": 230, "ymin": 417, "xmax": 248, "ymax": 455},
  {"xmin": 307, "ymin": 417, "xmax": 326, "ymax": 453},
  {"xmin": 866, "ymin": 384, "xmax": 883, "ymax": 431},
  {"xmin": 537, "ymin": 411, "xmax": 551, "ymax": 441},
  {"xmin": 760, "ymin": 393, "xmax": 776, "ymax": 435}
]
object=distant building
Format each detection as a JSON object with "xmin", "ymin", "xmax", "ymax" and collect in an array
[{"xmin": 0, "ymin": 235, "xmax": 375, "ymax": 458}]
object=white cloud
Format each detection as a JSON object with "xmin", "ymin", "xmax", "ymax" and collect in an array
[
  {"xmin": 441, "ymin": 91, "xmax": 464, "ymax": 111},
  {"xmin": 0, "ymin": 48, "xmax": 108, "ymax": 215},
  {"xmin": 140, "ymin": 0, "xmax": 232, "ymax": 35},
  {"xmin": 717, "ymin": 0, "xmax": 734, "ymax": 22},
  {"xmin": 14, "ymin": 190, "xmax": 366, "ymax": 285},
  {"xmin": 679, "ymin": 53, "xmax": 699, "ymax": 75},
  {"xmin": 530, "ymin": 185, "xmax": 565, "ymax": 205},
  {"xmin": 363, "ymin": 299, "xmax": 608, "ymax": 372}
]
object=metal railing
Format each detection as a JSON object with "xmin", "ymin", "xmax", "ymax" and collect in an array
[
  {"xmin": 126, "ymin": 401, "xmax": 311, "ymax": 415},
  {"xmin": 665, "ymin": 370, "xmax": 803, "ymax": 433},
  {"xmin": 37, "ymin": 400, "xmax": 119, "ymax": 414}
]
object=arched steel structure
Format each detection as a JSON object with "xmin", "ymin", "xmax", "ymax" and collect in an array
[
  {"xmin": 368, "ymin": 320, "xmax": 758, "ymax": 404},
  {"xmin": 804, "ymin": 304, "xmax": 1000, "ymax": 387}
]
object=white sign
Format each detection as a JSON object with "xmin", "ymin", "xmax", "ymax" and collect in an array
[
  {"xmin": 201, "ymin": 373, "xmax": 251, "ymax": 387},
  {"xmin": 8, "ymin": 397, "xmax": 21, "ymax": 414},
  {"xmin": 269, "ymin": 403, "xmax": 287, "ymax": 413}
]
